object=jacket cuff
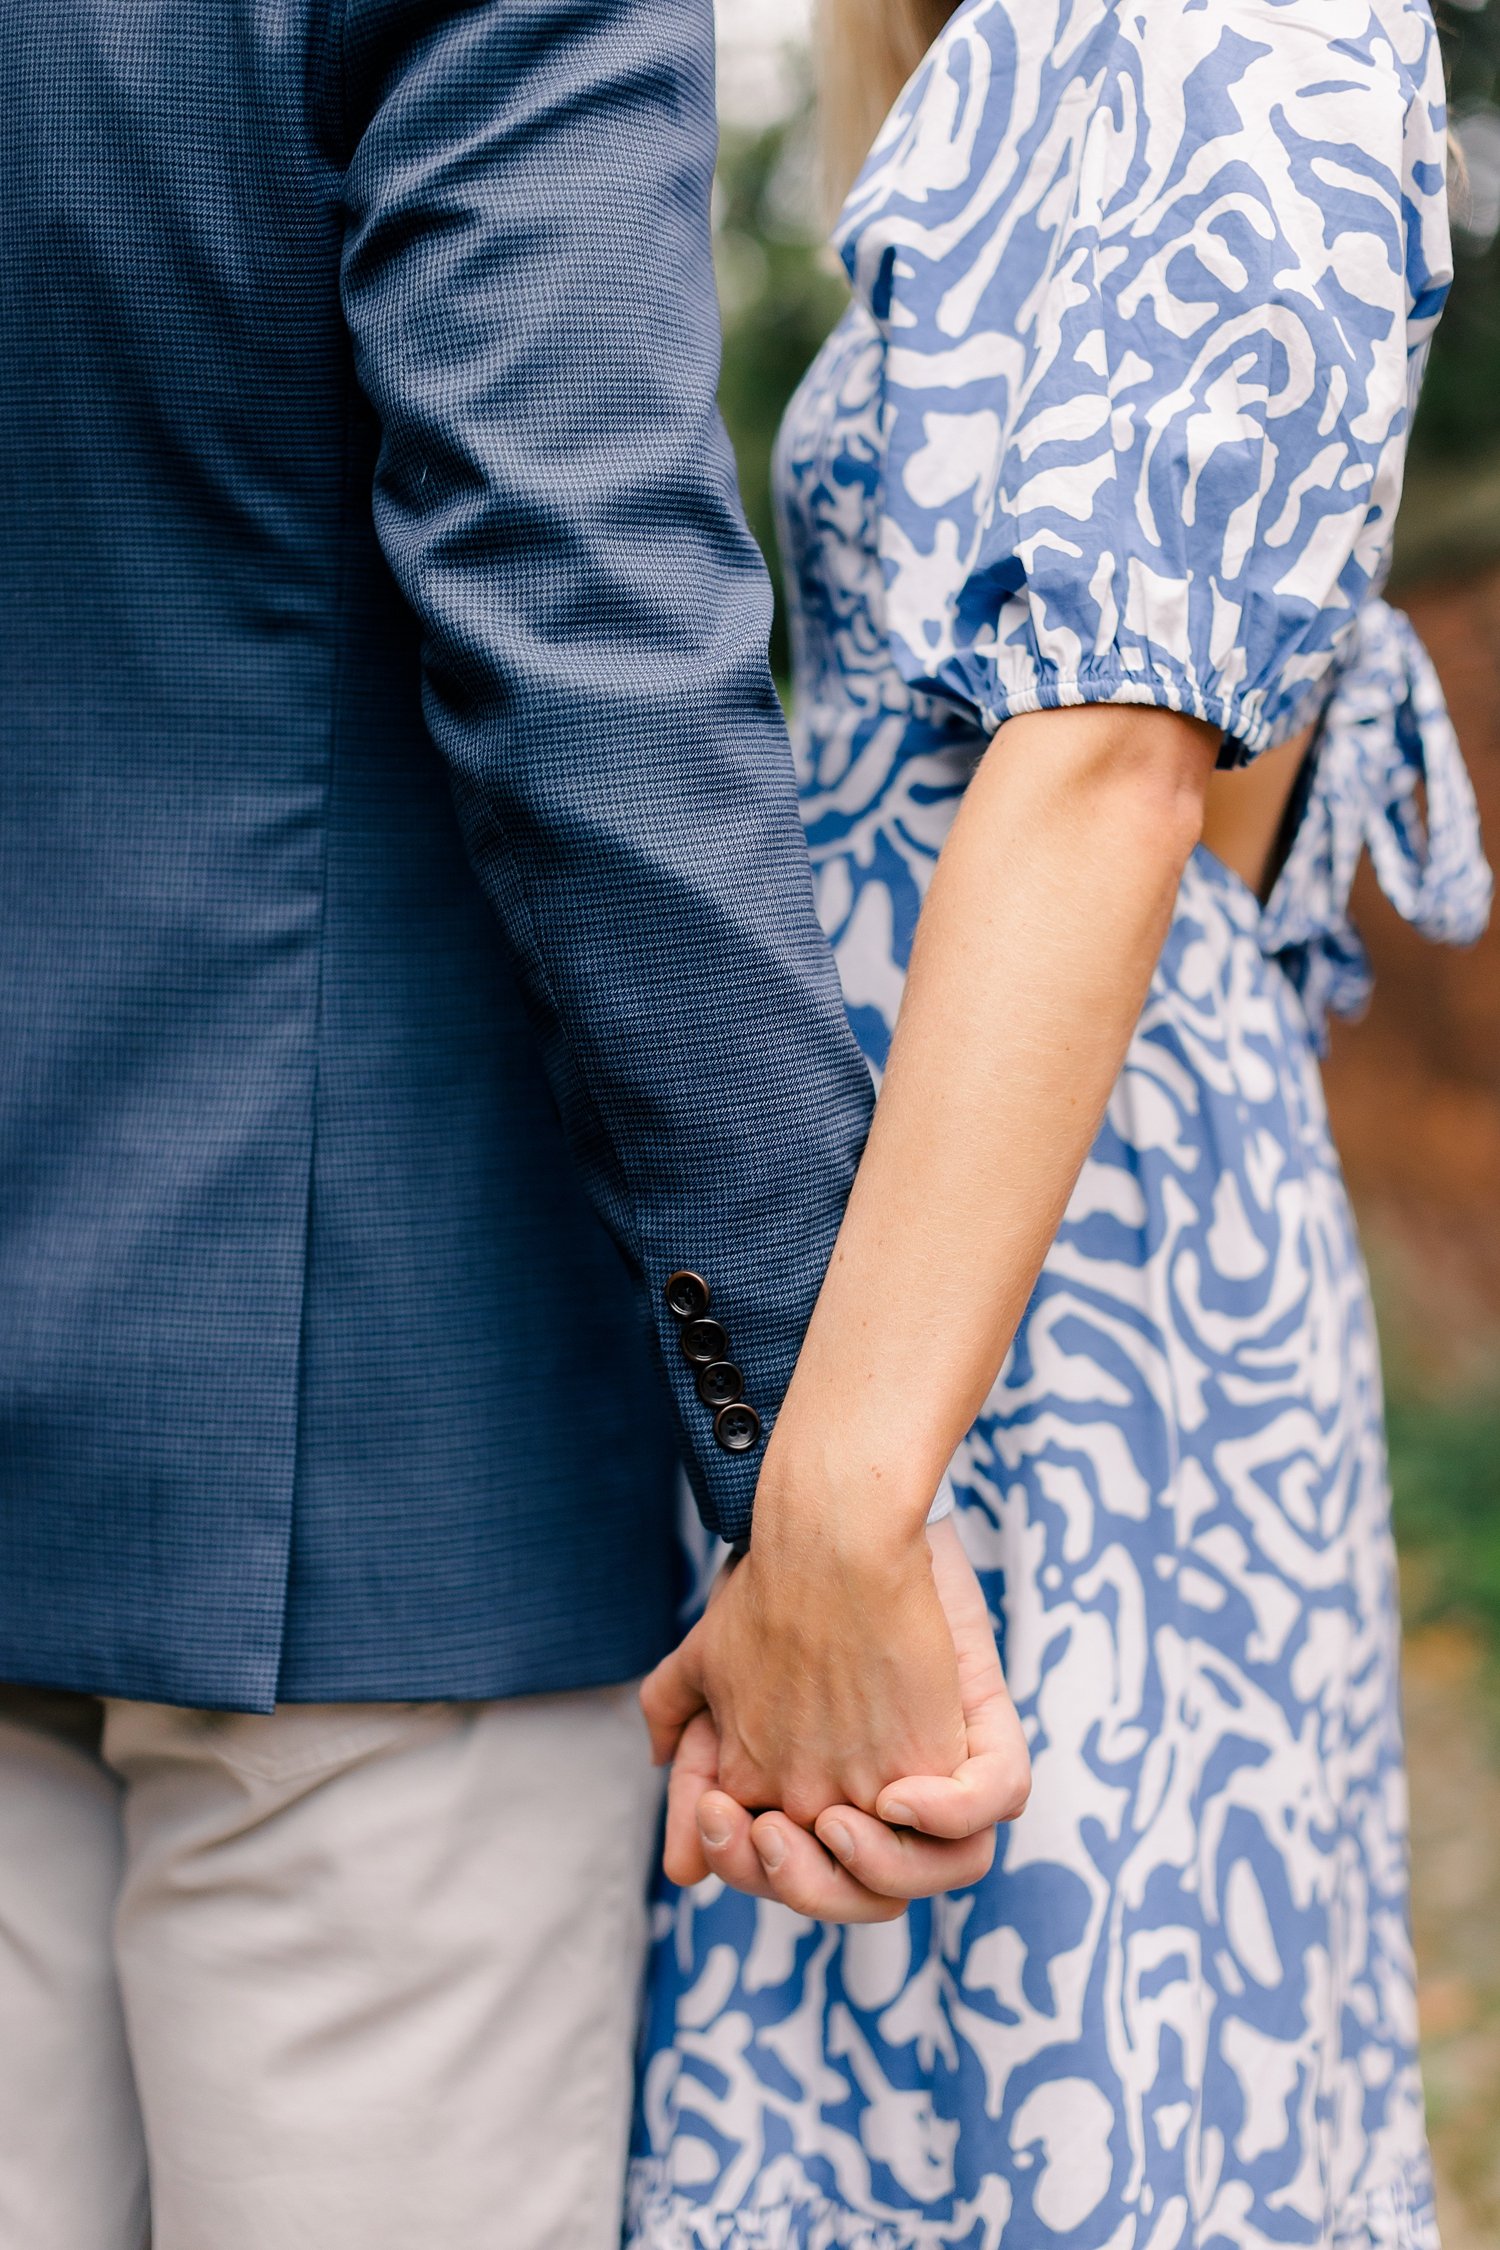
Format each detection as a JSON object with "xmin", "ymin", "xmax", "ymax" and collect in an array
[{"xmin": 652, "ymin": 1267, "xmax": 769, "ymax": 1543}]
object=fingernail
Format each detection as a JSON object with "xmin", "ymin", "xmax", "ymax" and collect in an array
[
  {"xmin": 822, "ymin": 1819, "xmax": 853, "ymax": 1861},
  {"xmin": 698, "ymin": 1807, "xmax": 731, "ymax": 1850},
  {"xmin": 753, "ymin": 1824, "xmax": 785, "ymax": 1873},
  {"xmin": 883, "ymin": 1801, "xmax": 916, "ymax": 1828}
]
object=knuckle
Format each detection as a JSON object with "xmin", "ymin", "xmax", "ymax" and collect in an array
[
  {"xmin": 1000, "ymin": 1758, "xmax": 1033, "ymax": 1822},
  {"xmin": 766, "ymin": 1871, "xmax": 818, "ymax": 1918},
  {"xmin": 780, "ymin": 1783, "xmax": 827, "ymax": 1831},
  {"xmin": 964, "ymin": 1830, "xmax": 998, "ymax": 1883},
  {"xmin": 717, "ymin": 1748, "xmax": 765, "ymax": 1807},
  {"xmin": 841, "ymin": 1772, "xmax": 882, "ymax": 1818}
]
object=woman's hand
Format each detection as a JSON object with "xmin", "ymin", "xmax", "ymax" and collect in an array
[
  {"xmin": 652, "ymin": 1517, "xmax": 1030, "ymax": 1921},
  {"xmin": 639, "ymin": 1487, "xmax": 968, "ymax": 1839}
]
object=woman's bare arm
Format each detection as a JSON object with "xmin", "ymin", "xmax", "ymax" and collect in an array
[
  {"xmin": 764, "ymin": 702, "xmax": 1219, "ymax": 1532},
  {"xmin": 642, "ymin": 704, "xmax": 1220, "ymax": 1893}
]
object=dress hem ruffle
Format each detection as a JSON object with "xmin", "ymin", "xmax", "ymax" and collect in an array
[{"xmin": 625, "ymin": 2154, "xmax": 1443, "ymax": 2250}]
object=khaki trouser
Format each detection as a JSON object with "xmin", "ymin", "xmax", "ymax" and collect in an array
[{"xmin": 0, "ymin": 1680, "xmax": 662, "ymax": 2250}]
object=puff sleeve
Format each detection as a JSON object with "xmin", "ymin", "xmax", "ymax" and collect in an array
[{"xmin": 836, "ymin": 0, "xmax": 1454, "ymax": 763}]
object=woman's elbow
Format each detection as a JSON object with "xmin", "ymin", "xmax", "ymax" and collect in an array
[
  {"xmin": 994, "ymin": 702, "xmax": 1217, "ymax": 871},
  {"xmin": 1119, "ymin": 721, "xmax": 1215, "ymax": 872}
]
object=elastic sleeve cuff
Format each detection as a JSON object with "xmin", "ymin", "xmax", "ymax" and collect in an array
[{"xmin": 974, "ymin": 660, "xmax": 1327, "ymax": 767}]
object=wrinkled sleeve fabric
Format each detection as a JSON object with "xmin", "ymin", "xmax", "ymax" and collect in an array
[
  {"xmin": 337, "ymin": 0, "xmax": 873, "ymax": 1541},
  {"xmin": 837, "ymin": 0, "xmax": 1453, "ymax": 763}
]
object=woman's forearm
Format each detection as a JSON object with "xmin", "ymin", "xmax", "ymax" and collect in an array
[
  {"xmin": 641, "ymin": 704, "xmax": 1220, "ymax": 1855},
  {"xmin": 756, "ymin": 703, "xmax": 1220, "ymax": 1552}
]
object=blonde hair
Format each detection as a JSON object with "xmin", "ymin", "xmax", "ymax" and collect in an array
[{"xmin": 816, "ymin": 0, "xmax": 962, "ymax": 219}]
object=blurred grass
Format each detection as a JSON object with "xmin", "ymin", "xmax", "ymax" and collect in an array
[
  {"xmin": 1390, "ymin": 1382, "xmax": 1500, "ymax": 1654},
  {"xmin": 1381, "ymin": 1300, "xmax": 1500, "ymax": 2243}
]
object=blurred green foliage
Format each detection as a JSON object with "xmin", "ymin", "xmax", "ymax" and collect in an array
[
  {"xmin": 1389, "ymin": 1381, "xmax": 1500, "ymax": 1646},
  {"xmin": 1416, "ymin": 1, "xmax": 1500, "ymax": 466},
  {"xmin": 715, "ymin": 102, "xmax": 843, "ymax": 678}
]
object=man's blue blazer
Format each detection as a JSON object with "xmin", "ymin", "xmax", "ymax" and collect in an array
[{"xmin": 0, "ymin": 0, "xmax": 874, "ymax": 1711}]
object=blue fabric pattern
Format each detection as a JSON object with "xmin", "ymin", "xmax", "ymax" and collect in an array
[{"xmin": 628, "ymin": 0, "xmax": 1490, "ymax": 2241}]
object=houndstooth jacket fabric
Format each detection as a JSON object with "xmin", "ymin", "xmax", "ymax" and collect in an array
[{"xmin": 0, "ymin": 0, "xmax": 873, "ymax": 1711}]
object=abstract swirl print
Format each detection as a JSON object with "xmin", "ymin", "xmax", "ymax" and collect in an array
[{"xmin": 628, "ymin": 2, "xmax": 1491, "ymax": 2245}]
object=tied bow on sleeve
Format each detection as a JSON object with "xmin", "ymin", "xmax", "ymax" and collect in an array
[{"xmin": 1260, "ymin": 599, "xmax": 1493, "ymax": 1050}]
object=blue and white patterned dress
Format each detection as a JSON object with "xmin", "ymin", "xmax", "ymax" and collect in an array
[{"xmin": 628, "ymin": 3, "xmax": 1491, "ymax": 2244}]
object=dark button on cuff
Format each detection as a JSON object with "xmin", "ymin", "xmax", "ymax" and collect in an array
[
  {"xmin": 680, "ymin": 1317, "xmax": 729, "ymax": 1367},
  {"xmin": 714, "ymin": 1402, "xmax": 761, "ymax": 1455},
  {"xmin": 664, "ymin": 1270, "xmax": 710, "ymax": 1321},
  {"xmin": 662, "ymin": 1281, "xmax": 759, "ymax": 1450},
  {"xmin": 697, "ymin": 1360, "xmax": 744, "ymax": 1410}
]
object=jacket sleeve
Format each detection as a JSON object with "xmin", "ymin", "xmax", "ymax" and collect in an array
[{"xmin": 336, "ymin": 0, "xmax": 873, "ymax": 1540}]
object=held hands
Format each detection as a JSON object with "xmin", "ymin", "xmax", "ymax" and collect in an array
[{"xmin": 640, "ymin": 1515, "xmax": 1030, "ymax": 1923}]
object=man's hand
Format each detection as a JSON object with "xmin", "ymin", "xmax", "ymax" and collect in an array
[{"xmin": 644, "ymin": 1517, "xmax": 1030, "ymax": 1922}]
